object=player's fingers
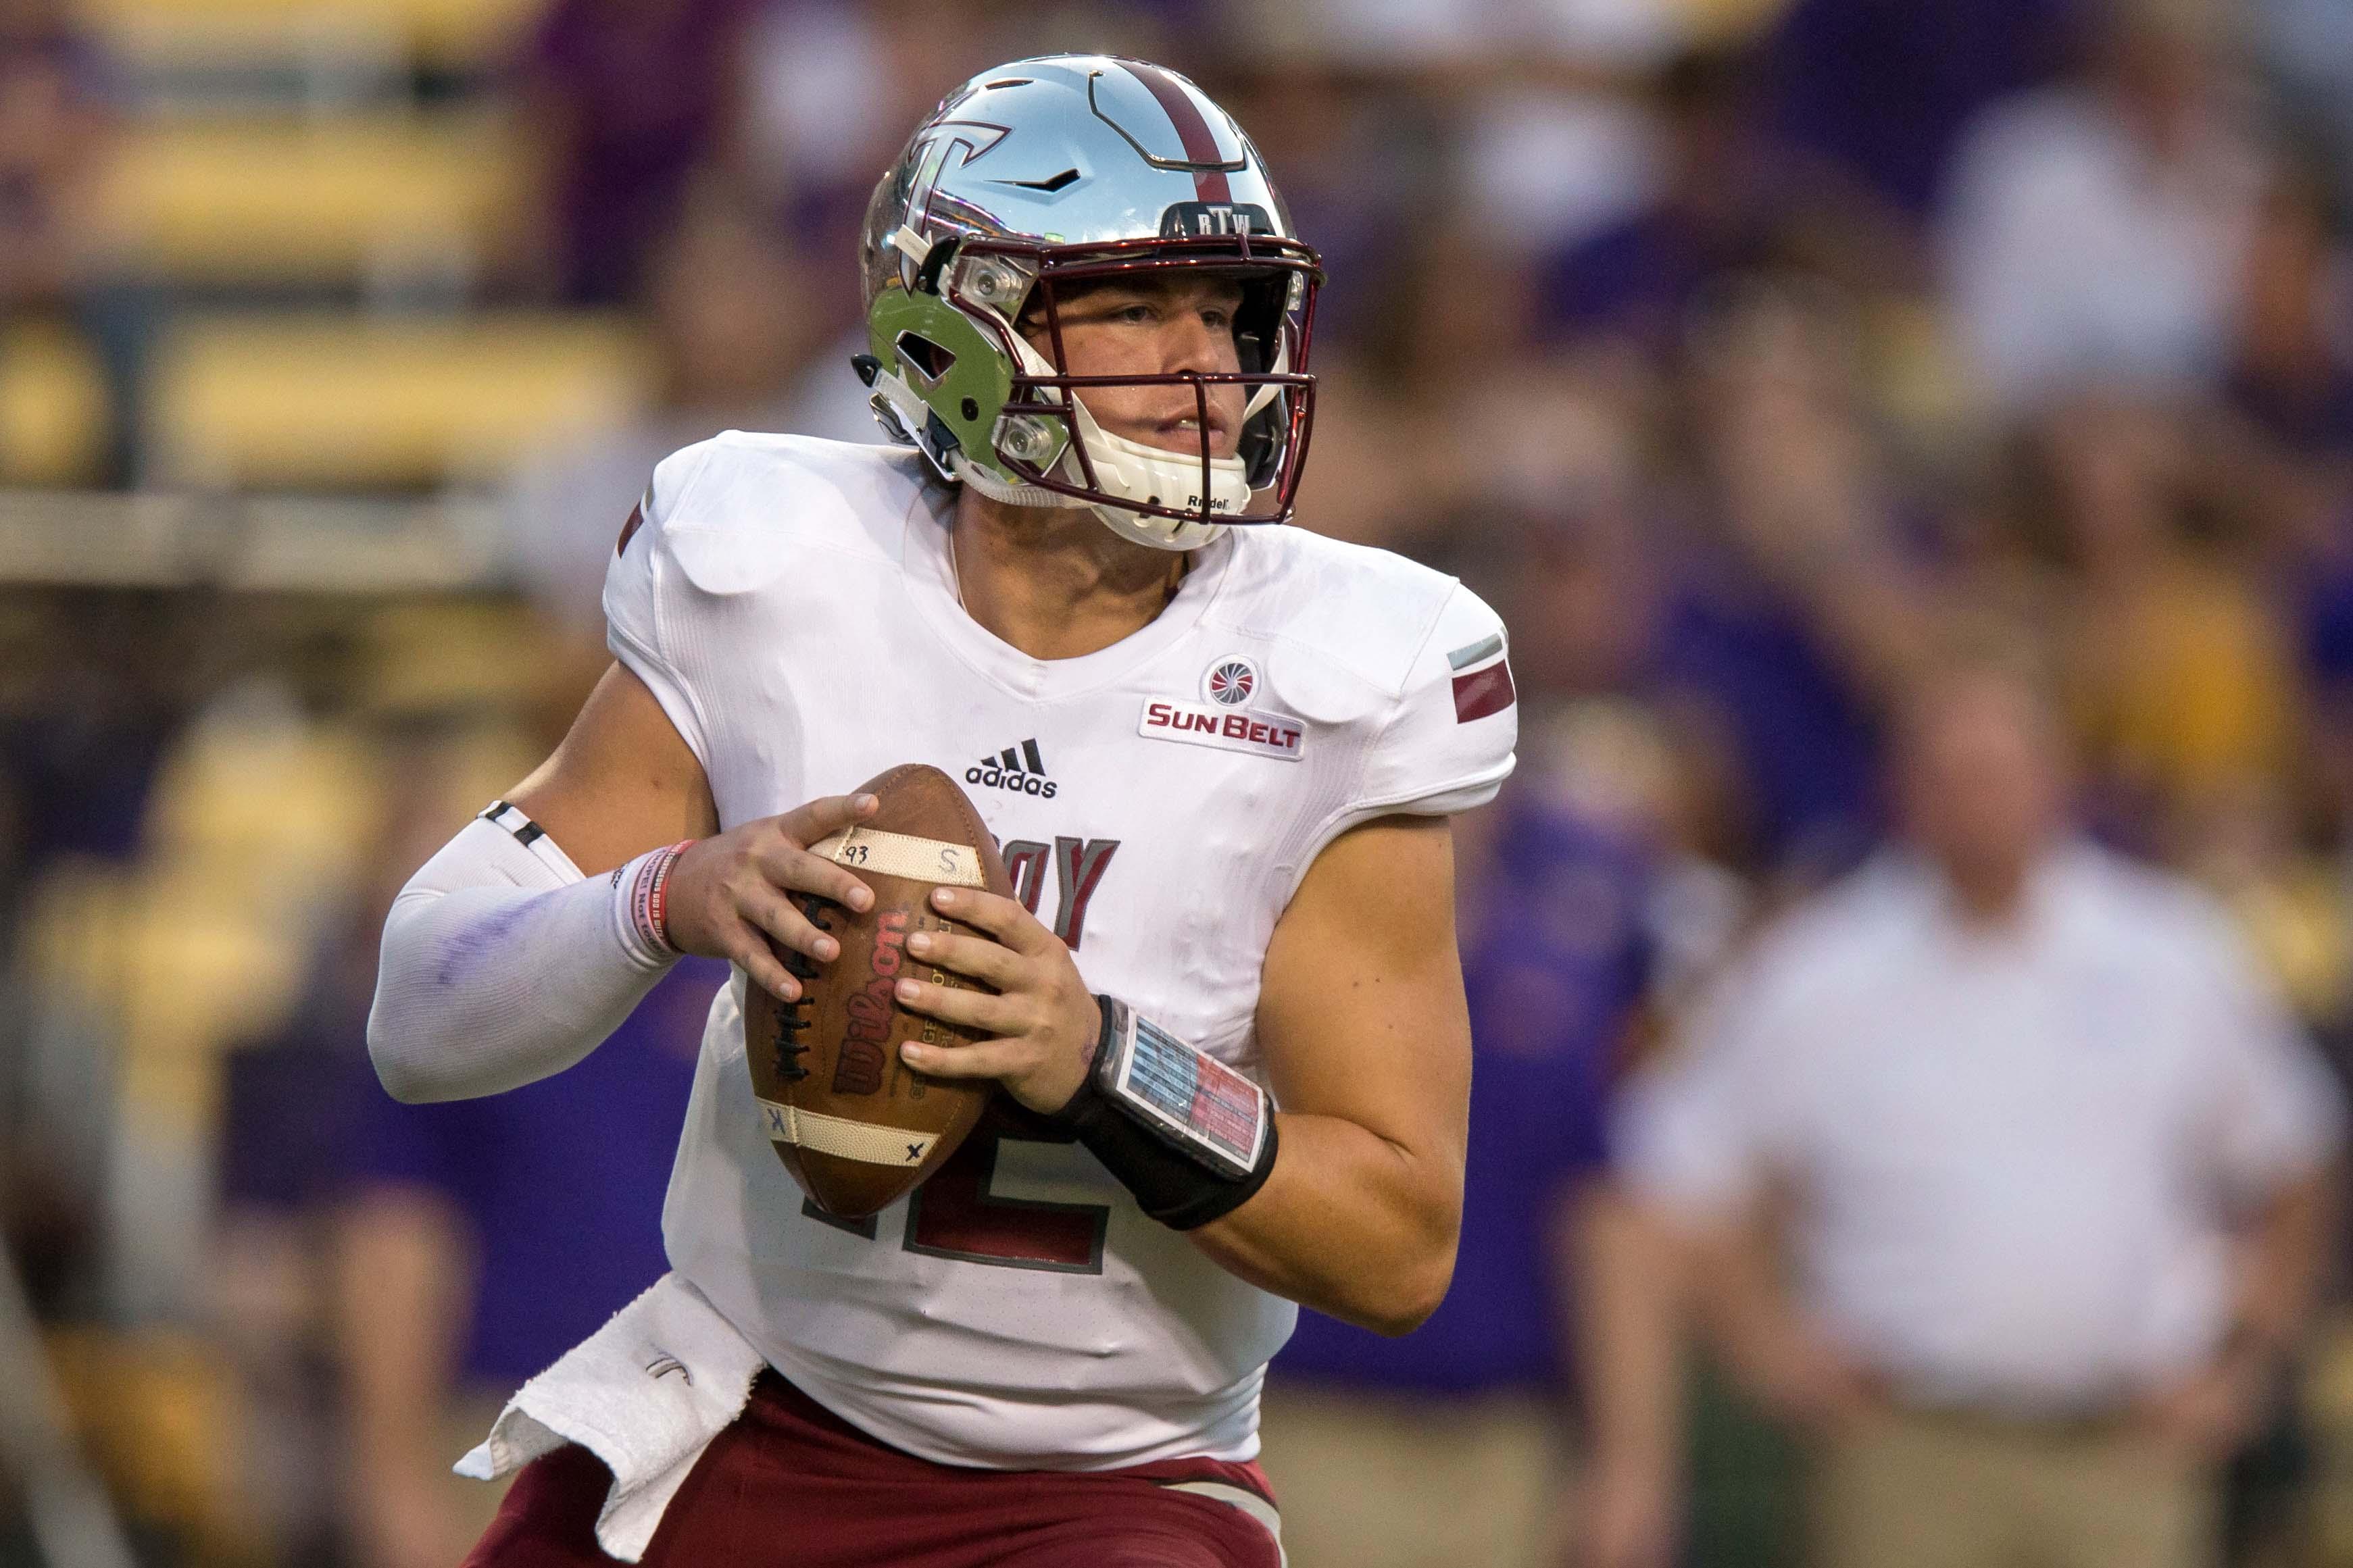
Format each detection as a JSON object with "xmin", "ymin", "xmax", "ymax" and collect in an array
[
  {"xmin": 902, "ymin": 928, "xmax": 1021, "ymax": 990},
  {"xmin": 897, "ymin": 1036, "xmax": 1022, "ymax": 1080},
  {"xmin": 928, "ymin": 887, "xmax": 1049, "ymax": 953},
  {"xmin": 753, "ymin": 838, "xmax": 873, "ymax": 913},
  {"xmin": 893, "ymin": 975, "xmax": 1020, "ymax": 1035},
  {"xmin": 738, "ymin": 886, "xmax": 841, "ymax": 966},
  {"xmin": 720, "ymin": 921, "xmax": 802, "ymax": 1002},
  {"xmin": 775, "ymin": 791, "xmax": 878, "ymax": 852}
]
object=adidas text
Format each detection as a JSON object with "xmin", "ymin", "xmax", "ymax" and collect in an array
[{"xmin": 968, "ymin": 740, "xmax": 1058, "ymax": 799}]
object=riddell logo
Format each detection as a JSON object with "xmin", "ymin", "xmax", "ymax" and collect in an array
[{"xmin": 968, "ymin": 739, "xmax": 1058, "ymax": 799}]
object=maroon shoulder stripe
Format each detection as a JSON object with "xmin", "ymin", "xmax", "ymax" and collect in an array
[
  {"xmin": 616, "ymin": 502, "xmax": 644, "ymax": 558},
  {"xmin": 1122, "ymin": 61, "xmax": 1233, "ymax": 204},
  {"xmin": 1452, "ymin": 661, "xmax": 1516, "ymax": 724}
]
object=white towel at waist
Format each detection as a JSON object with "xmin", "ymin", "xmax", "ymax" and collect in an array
[{"xmin": 455, "ymin": 1271, "xmax": 766, "ymax": 1562}]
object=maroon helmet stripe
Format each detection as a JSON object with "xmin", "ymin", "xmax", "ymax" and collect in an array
[
  {"xmin": 1452, "ymin": 661, "xmax": 1516, "ymax": 724},
  {"xmin": 1122, "ymin": 61, "xmax": 1233, "ymax": 203}
]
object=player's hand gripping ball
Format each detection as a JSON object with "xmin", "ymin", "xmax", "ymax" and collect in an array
[
  {"xmin": 676, "ymin": 765, "xmax": 1015, "ymax": 1219},
  {"xmin": 889, "ymin": 884, "xmax": 1105, "ymax": 1119}
]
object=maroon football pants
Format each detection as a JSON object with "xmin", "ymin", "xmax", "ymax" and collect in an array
[{"xmin": 464, "ymin": 1372, "xmax": 1284, "ymax": 1567}]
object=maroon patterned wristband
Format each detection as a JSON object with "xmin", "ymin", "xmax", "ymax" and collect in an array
[{"xmin": 627, "ymin": 840, "xmax": 696, "ymax": 957}]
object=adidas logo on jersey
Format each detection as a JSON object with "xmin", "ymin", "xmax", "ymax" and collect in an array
[{"xmin": 967, "ymin": 739, "xmax": 1058, "ymax": 799}]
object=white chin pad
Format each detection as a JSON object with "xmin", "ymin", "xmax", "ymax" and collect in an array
[
  {"xmin": 997, "ymin": 336, "xmax": 1248, "ymax": 551},
  {"xmin": 1062, "ymin": 395, "xmax": 1249, "ymax": 551}
]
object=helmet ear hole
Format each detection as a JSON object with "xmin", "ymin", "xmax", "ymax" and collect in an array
[{"xmin": 896, "ymin": 332, "xmax": 958, "ymax": 387}]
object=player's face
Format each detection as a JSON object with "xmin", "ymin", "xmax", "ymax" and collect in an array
[{"xmin": 1023, "ymin": 275, "xmax": 1250, "ymax": 461}]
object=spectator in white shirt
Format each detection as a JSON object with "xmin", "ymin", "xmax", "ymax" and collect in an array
[
  {"xmin": 1938, "ymin": 0, "xmax": 2267, "ymax": 411},
  {"xmin": 1615, "ymin": 657, "xmax": 2342, "ymax": 1568}
]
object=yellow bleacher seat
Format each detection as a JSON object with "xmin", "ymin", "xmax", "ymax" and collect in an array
[
  {"xmin": 150, "ymin": 312, "xmax": 654, "ymax": 488},
  {"xmin": 47, "ymin": 1325, "xmax": 256, "ymax": 1565},
  {"xmin": 95, "ymin": 115, "xmax": 528, "ymax": 287},
  {"xmin": 77, "ymin": 0, "xmax": 551, "ymax": 72},
  {"xmin": 0, "ymin": 319, "xmax": 107, "ymax": 485}
]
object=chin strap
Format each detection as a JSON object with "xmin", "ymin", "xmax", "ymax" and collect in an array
[{"xmin": 949, "ymin": 450, "xmax": 1088, "ymax": 511}]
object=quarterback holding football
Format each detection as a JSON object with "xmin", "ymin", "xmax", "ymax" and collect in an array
[{"xmin": 368, "ymin": 55, "xmax": 1516, "ymax": 1567}]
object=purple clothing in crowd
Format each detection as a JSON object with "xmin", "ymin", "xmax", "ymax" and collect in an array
[
  {"xmin": 349, "ymin": 958, "xmax": 725, "ymax": 1386},
  {"xmin": 1648, "ymin": 567, "xmax": 1883, "ymax": 874},
  {"xmin": 1766, "ymin": 0, "xmax": 2077, "ymax": 214},
  {"xmin": 526, "ymin": 0, "xmax": 754, "ymax": 304},
  {"xmin": 1272, "ymin": 804, "xmax": 1650, "ymax": 1396}
]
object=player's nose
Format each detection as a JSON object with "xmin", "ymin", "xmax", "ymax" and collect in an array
[{"xmin": 1157, "ymin": 307, "xmax": 1235, "ymax": 376}]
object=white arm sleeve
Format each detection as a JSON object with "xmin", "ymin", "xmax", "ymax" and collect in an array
[{"xmin": 366, "ymin": 803, "xmax": 678, "ymax": 1104}]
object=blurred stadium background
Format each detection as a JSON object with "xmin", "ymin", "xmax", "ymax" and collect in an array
[{"xmin": 11, "ymin": 0, "xmax": 2353, "ymax": 1563}]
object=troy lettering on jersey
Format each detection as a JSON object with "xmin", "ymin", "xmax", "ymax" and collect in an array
[
  {"xmin": 999, "ymin": 836, "xmax": 1119, "ymax": 950},
  {"xmin": 1139, "ymin": 700, "xmax": 1304, "ymax": 762}
]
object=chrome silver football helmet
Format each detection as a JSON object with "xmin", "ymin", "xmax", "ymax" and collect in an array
[{"xmin": 856, "ymin": 55, "xmax": 1322, "ymax": 551}]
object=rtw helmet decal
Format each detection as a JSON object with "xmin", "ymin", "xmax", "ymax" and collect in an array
[{"xmin": 857, "ymin": 55, "xmax": 1323, "ymax": 552}]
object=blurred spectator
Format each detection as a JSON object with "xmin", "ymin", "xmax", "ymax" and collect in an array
[
  {"xmin": 2014, "ymin": 396, "xmax": 2298, "ymax": 857},
  {"xmin": 0, "ymin": 0, "xmax": 103, "ymax": 309},
  {"xmin": 209, "ymin": 735, "xmax": 724, "ymax": 1568},
  {"xmin": 1533, "ymin": 44, "xmax": 1920, "ymax": 362},
  {"xmin": 2248, "ymin": 0, "xmax": 2353, "ymax": 221},
  {"xmin": 1261, "ymin": 751, "xmax": 1656, "ymax": 1568},
  {"xmin": 516, "ymin": 0, "xmax": 758, "ymax": 305},
  {"xmin": 1535, "ymin": 49, "xmax": 1786, "ymax": 357},
  {"xmin": 1646, "ymin": 282, "xmax": 1934, "ymax": 880},
  {"xmin": 0, "ymin": 0, "xmax": 149, "ymax": 484},
  {"xmin": 500, "ymin": 182, "xmax": 870, "ymax": 654},
  {"xmin": 1938, "ymin": 0, "xmax": 2268, "ymax": 411},
  {"xmin": 733, "ymin": 0, "xmax": 999, "ymax": 302},
  {"xmin": 1244, "ymin": 0, "xmax": 1679, "ymax": 74},
  {"xmin": 1429, "ymin": 290, "xmax": 1925, "ymax": 884},
  {"xmin": 335, "ymin": 956, "xmax": 722, "ymax": 1568},
  {"xmin": 1766, "ymin": 0, "xmax": 2077, "ymax": 218},
  {"xmin": 1222, "ymin": 66, "xmax": 1432, "ymax": 359},
  {"xmin": 213, "ymin": 734, "xmax": 484, "ymax": 1567},
  {"xmin": 1618, "ymin": 657, "xmax": 2342, "ymax": 1568},
  {"xmin": 2224, "ymin": 165, "xmax": 2353, "ymax": 465}
]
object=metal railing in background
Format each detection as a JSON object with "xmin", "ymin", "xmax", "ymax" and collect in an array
[{"xmin": 0, "ymin": 488, "xmax": 500, "ymax": 593}]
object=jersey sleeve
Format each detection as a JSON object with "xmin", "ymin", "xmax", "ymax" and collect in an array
[
  {"xmin": 603, "ymin": 441, "xmax": 720, "ymax": 769},
  {"xmin": 1359, "ymin": 582, "xmax": 1518, "ymax": 817}
]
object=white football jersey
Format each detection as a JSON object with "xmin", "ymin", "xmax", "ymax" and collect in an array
[{"xmin": 604, "ymin": 432, "xmax": 1516, "ymax": 1470}]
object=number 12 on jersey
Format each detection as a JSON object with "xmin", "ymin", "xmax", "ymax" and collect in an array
[{"xmin": 803, "ymin": 1122, "xmax": 1112, "ymax": 1273}]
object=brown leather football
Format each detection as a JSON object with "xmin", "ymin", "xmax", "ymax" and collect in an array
[{"xmin": 741, "ymin": 764, "xmax": 1010, "ymax": 1218}]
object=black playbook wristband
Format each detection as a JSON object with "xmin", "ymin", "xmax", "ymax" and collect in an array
[{"xmin": 1049, "ymin": 996, "xmax": 1281, "ymax": 1231}]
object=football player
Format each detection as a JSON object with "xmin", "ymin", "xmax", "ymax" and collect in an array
[{"xmin": 368, "ymin": 55, "xmax": 1517, "ymax": 1567}]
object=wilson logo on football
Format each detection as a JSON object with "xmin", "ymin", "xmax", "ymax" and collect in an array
[{"xmin": 968, "ymin": 740, "xmax": 1058, "ymax": 799}]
